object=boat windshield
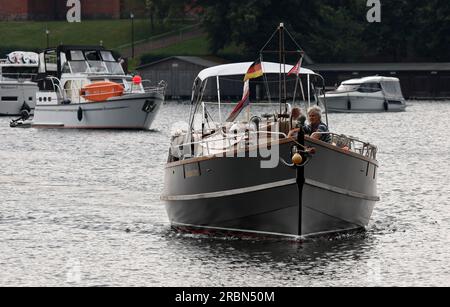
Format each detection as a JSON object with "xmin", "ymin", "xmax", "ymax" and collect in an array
[
  {"xmin": 336, "ymin": 84, "xmax": 360, "ymax": 92},
  {"xmin": 63, "ymin": 49, "xmax": 125, "ymax": 75},
  {"xmin": 63, "ymin": 61, "xmax": 124, "ymax": 75}
]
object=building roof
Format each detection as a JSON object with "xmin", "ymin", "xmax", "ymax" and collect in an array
[
  {"xmin": 305, "ymin": 63, "xmax": 450, "ymax": 72},
  {"xmin": 137, "ymin": 56, "xmax": 222, "ymax": 70}
]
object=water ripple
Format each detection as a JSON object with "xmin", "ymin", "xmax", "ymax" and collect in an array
[{"xmin": 0, "ymin": 101, "xmax": 449, "ymax": 286}]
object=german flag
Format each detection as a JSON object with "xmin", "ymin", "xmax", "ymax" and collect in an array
[{"xmin": 244, "ymin": 60, "xmax": 263, "ymax": 81}]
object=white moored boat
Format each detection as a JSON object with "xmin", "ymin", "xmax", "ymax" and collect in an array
[
  {"xmin": 31, "ymin": 45, "xmax": 166, "ymax": 130},
  {"xmin": 0, "ymin": 51, "xmax": 39, "ymax": 116},
  {"xmin": 322, "ymin": 76, "xmax": 406, "ymax": 113}
]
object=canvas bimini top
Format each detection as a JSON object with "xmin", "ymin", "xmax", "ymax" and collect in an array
[{"xmin": 197, "ymin": 62, "xmax": 317, "ymax": 81}]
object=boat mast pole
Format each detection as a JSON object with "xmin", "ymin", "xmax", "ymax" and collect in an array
[
  {"xmin": 216, "ymin": 76, "xmax": 222, "ymax": 122},
  {"xmin": 279, "ymin": 23, "xmax": 283, "ymax": 114},
  {"xmin": 282, "ymin": 26, "xmax": 287, "ymax": 114}
]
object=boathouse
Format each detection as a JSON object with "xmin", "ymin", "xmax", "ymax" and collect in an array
[{"xmin": 136, "ymin": 56, "xmax": 223, "ymax": 100}]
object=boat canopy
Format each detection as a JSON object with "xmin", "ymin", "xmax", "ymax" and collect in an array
[
  {"xmin": 342, "ymin": 76, "xmax": 400, "ymax": 85},
  {"xmin": 197, "ymin": 62, "xmax": 317, "ymax": 81},
  {"xmin": 1, "ymin": 51, "xmax": 39, "ymax": 67},
  {"xmin": 342, "ymin": 76, "xmax": 404, "ymax": 98}
]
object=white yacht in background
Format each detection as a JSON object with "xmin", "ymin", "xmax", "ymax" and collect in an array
[
  {"xmin": 322, "ymin": 76, "xmax": 406, "ymax": 113},
  {"xmin": 31, "ymin": 45, "xmax": 166, "ymax": 130},
  {"xmin": 0, "ymin": 51, "xmax": 39, "ymax": 116}
]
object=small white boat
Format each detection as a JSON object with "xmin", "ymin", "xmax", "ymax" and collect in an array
[
  {"xmin": 31, "ymin": 45, "xmax": 166, "ymax": 130},
  {"xmin": 0, "ymin": 51, "xmax": 39, "ymax": 116},
  {"xmin": 321, "ymin": 76, "xmax": 406, "ymax": 113}
]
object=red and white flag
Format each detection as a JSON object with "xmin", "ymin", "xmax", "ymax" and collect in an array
[
  {"xmin": 288, "ymin": 57, "xmax": 303, "ymax": 76},
  {"xmin": 226, "ymin": 80, "xmax": 250, "ymax": 122}
]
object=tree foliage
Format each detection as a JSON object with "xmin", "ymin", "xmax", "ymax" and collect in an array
[{"xmin": 197, "ymin": 0, "xmax": 450, "ymax": 62}]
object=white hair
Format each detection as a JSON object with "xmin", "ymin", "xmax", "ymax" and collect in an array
[{"xmin": 307, "ymin": 106, "xmax": 322, "ymax": 119}]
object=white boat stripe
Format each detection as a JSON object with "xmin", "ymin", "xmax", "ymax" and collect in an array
[{"xmin": 161, "ymin": 179, "xmax": 380, "ymax": 202}]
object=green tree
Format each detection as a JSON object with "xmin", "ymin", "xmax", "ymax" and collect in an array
[{"xmin": 198, "ymin": 0, "xmax": 450, "ymax": 62}]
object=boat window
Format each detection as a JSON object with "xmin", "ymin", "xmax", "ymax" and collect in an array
[
  {"xmin": 62, "ymin": 62, "xmax": 71, "ymax": 73},
  {"xmin": 358, "ymin": 83, "xmax": 382, "ymax": 93},
  {"xmin": 88, "ymin": 61, "xmax": 108, "ymax": 73},
  {"xmin": 104, "ymin": 62, "xmax": 124, "ymax": 75},
  {"xmin": 1, "ymin": 67, "xmax": 38, "ymax": 79},
  {"xmin": 45, "ymin": 51, "xmax": 58, "ymax": 72},
  {"xmin": 70, "ymin": 50, "xmax": 85, "ymax": 61},
  {"xmin": 336, "ymin": 84, "xmax": 360, "ymax": 92},
  {"xmin": 100, "ymin": 51, "xmax": 115, "ymax": 62},
  {"xmin": 68, "ymin": 61, "xmax": 89, "ymax": 73},
  {"xmin": 1, "ymin": 96, "xmax": 18, "ymax": 101},
  {"xmin": 85, "ymin": 51, "xmax": 101, "ymax": 61},
  {"xmin": 381, "ymin": 81, "xmax": 403, "ymax": 98}
]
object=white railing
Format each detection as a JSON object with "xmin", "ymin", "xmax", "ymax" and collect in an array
[
  {"xmin": 142, "ymin": 80, "xmax": 167, "ymax": 96},
  {"xmin": 314, "ymin": 132, "xmax": 378, "ymax": 160},
  {"xmin": 41, "ymin": 77, "xmax": 167, "ymax": 104},
  {"xmin": 172, "ymin": 130, "xmax": 377, "ymax": 161}
]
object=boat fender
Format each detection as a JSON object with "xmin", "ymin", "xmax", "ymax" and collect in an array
[
  {"xmin": 77, "ymin": 107, "xmax": 83, "ymax": 121},
  {"xmin": 61, "ymin": 99, "xmax": 72, "ymax": 105},
  {"xmin": 142, "ymin": 100, "xmax": 156, "ymax": 113},
  {"xmin": 347, "ymin": 99, "xmax": 352, "ymax": 111},
  {"xmin": 292, "ymin": 153, "xmax": 303, "ymax": 166},
  {"xmin": 384, "ymin": 100, "xmax": 389, "ymax": 111}
]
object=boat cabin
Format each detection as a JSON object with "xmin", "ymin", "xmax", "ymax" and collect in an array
[
  {"xmin": 37, "ymin": 45, "xmax": 145, "ymax": 105},
  {"xmin": 0, "ymin": 51, "xmax": 39, "ymax": 82}
]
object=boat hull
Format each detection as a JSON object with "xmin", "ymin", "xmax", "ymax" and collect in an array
[
  {"xmin": 162, "ymin": 139, "xmax": 379, "ymax": 238},
  {"xmin": 322, "ymin": 93, "xmax": 406, "ymax": 113},
  {"xmin": 31, "ymin": 92, "xmax": 164, "ymax": 130},
  {"xmin": 0, "ymin": 81, "xmax": 37, "ymax": 116}
]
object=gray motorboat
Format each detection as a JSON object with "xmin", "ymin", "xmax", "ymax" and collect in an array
[{"xmin": 162, "ymin": 24, "xmax": 379, "ymax": 239}]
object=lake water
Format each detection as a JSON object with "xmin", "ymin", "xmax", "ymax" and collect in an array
[{"xmin": 0, "ymin": 101, "xmax": 449, "ymax": 287}]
